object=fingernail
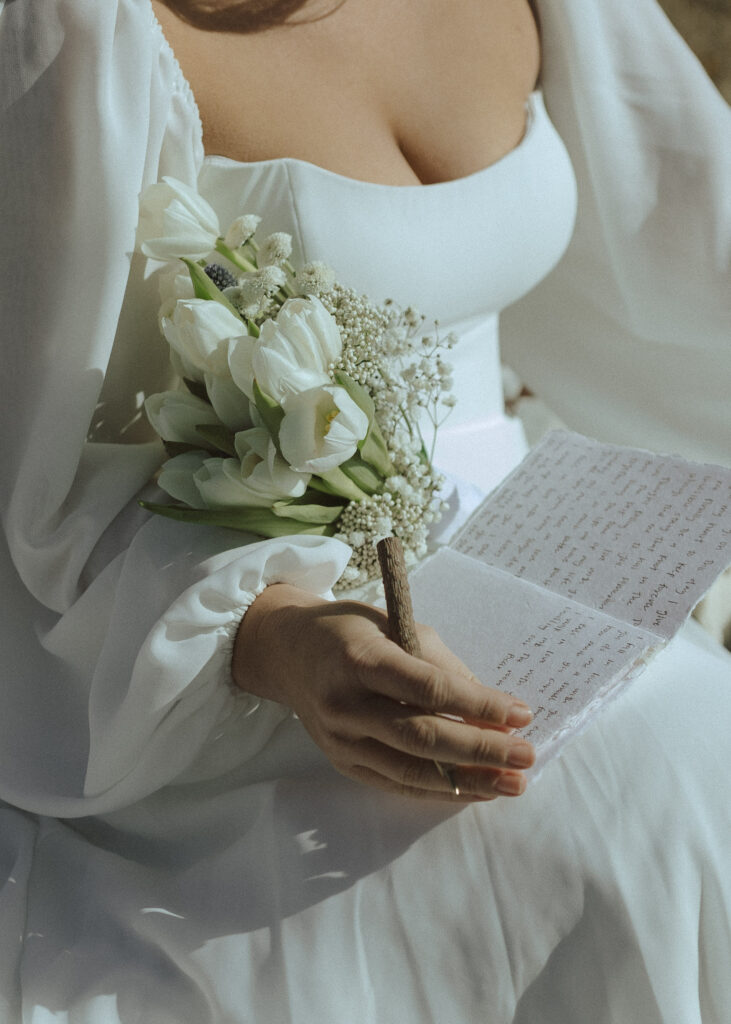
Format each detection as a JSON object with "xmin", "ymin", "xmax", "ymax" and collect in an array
[
  {"xmin": 495, "ymin": 774, "xmax": 526, "ymax": 796},
  {"xmin": 507, "ymin": 703, "xmax": 533, "ymax": 728},
  {"xmin": 507, "ymin": 741, "xmax": 535, "ymax": 769}
]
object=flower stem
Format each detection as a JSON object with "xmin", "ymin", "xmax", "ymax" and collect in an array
[
  {"xmin": 312, "ymin": 467, "xmax": 370, "ymax": 503},
  {"xmin": 215, "ymin": 239, "xmax": 257, "ymax": 274}
]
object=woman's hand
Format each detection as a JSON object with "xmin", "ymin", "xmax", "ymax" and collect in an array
[{"xmin": 232, "ymin": 584, "xmax": 535, "ymax": 802}]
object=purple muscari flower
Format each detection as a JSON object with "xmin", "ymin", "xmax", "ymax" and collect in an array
[{"xmin": 204, "ymin": 264, "xmax": 237, "ymax": 291}]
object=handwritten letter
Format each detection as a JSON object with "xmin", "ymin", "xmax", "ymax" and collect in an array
[{"xmin": 409, "ymin": 432, "xmax": 731, "ymax": 773}]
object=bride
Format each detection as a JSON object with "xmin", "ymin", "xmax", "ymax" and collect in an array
[{"xmin": 0, "ymin": 0, "xmax": 729, "ymax": 1021}]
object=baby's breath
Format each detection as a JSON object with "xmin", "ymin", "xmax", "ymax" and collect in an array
[
  {"xmin": 332, "ymin": 483, "xmax": 448, "ymax": 591},
  {"xmin": 320, "ymin": 285, "xmax": 456, "ymax": 443},
  {"xmin": 314, "ymin": 283, "xmax": 455, "ymax": 586}
]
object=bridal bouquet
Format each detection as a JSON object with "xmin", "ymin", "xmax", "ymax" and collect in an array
[{"xmin": 135, "ymin": 177, "xmax": 456, "ymax": 587}]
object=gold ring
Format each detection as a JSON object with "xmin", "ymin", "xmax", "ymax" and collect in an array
[{"xmin": 434, "ymin": 760, "xmax": 460, "ymax": 796}]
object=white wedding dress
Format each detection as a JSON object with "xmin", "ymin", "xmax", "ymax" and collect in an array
[{"xmin": 1, "ymin": 2, "xmax": 730, "ymax": 1022}]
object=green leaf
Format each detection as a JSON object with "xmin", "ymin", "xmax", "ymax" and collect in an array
[
  {"xmin": 296, "ymin": 487, "xmax": 345, "ymax": 507},
  {"xmin": 163, "ymin": 437, "xmax": 229, "ymax": 459},
  {"xmin": 272, "ymin": 501, "xmax": 344, "ymax": 524},
  {"xmin": 139, "ymin": 500, "xmax": 335, "ymax": 537},
  {"xmin": 163, "ymin": 440, "xmax": 200, "ymax": 458},
  {"xmin": 252, "ymin": 379, "xmax": 284, "ymax": 445},
  {"xmin": 332, "ymin": 370, "xmax": 395, "ymax": 476},
  {"xmin": 308, "ymin": 477, "xmax": 346, "ymax": 498},
  {"xmin": 316, "ymin": 465, "xmax": 370, "ymax": 503},
  {"xmin": 195, "ymin": 423, "xmax": 237, "ymax": 457},
  {"xmin": 333, "ymin": 370, "xmax": 376, "ymax": 421},
  {"xmin": 339, "ymin": 455, "xmax": 383, "ymax": 495},
  {"xmin": 359, "ymin": 424, "xmax": 395, "ymax": 477},
  {"xmin": 182, "ymin": 258, "xmax": 240, "ymax": 317}
]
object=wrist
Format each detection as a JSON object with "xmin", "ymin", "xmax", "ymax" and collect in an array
[{"xmin": 231, "ymin": 583, "xmax": 326, "ymax": 703}]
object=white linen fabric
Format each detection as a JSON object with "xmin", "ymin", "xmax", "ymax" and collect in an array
[{"xmin": 0, "ymin": 1, "xmax": 729, "ymax": 1022}]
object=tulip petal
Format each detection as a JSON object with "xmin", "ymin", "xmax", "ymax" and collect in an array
[
  {"xmin": 144, "ymin": 390, "xmax": 222, "ymax": 447},
  {"xmin": 157, "ymin": 451, "xmax": 209, "ymax": 507},
  {"xmin": 136, "ymin": 178, "xmax": 220, "ymax": 261},
  {"xmin": 204, "ymin": 373, "xmax": 253, "ymax": 432}
]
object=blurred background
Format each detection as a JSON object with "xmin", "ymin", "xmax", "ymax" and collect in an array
[{"xmin": 658, "ymin": 0, "xmax": 730, "ymax": 100}]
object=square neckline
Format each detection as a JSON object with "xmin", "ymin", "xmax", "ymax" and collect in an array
[
  {"xmin": 201, "ymin": 90, "xmax": 542, "ymax": 194},
  {"xmin": 149, "ymin": 2, "xmax": 542, "ymax": 192}
]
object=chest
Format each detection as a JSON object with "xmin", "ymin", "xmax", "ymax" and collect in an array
[{"xmin": 151, "ymin": 0, "xmax": 540, "ymax": 186}]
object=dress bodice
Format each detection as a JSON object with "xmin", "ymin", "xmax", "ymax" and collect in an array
[
  {"xmin": 197, "ymin": 91, "xmax": 577, "ymax": 491},
  {"xmin": 198, "ymin": 92, "xmax": 576, "ymax": 323}
]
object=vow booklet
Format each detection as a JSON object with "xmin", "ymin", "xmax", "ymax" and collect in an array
[{"xmin": 409, "ymin": 431, "xmax": 731, "ymax": 774}]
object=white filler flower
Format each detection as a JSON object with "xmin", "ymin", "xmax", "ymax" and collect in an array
[
  {"xmin": 279, "ymin": 385, "xmax": 370, "ymax": 473},
  {"xmin": 257, "ymin": 232, "xmax": 293, "ymax": 267},
  {"xmin": 297, "ymin": 261, "xmax": 336, "ymax": 295},
  {"xmin": 136, "ymin": 177, "xmax": 220, "ymax": 261},
  {"xmin": 244, "ymin": 296, "xmax": 343, "ymax": 403},
  {"xmin": 194, "ymin": 428, "xmax": 309, "ymax": 508},
  {"xmin": 224, "ymin": 214, "xmax": 261, "ymax": 249},
  {"xmin": 162, "ymin": 299, "xmax": 251, "ymax": 380},
  {"xmin": 226, "ymin": 267, "xmax": 288, "ymax": 320}
]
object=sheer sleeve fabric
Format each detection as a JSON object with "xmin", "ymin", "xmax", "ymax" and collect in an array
[
  {"xmin": 503, "ymin": 0, "xmax": 731, "ymax": 468},
  {"xmin": 0, "ymin": 0, "xmax": 351, "ymax": 816}
]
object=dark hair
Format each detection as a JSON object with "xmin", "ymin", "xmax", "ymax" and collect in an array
[{"xmin": 158, "ymin": 0, "xmax": 344, "ymax": 33}]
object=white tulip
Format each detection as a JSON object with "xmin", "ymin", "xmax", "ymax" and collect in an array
[
  {"xmin": 227, "ymin": 334, "xmax": 257, "ymax": 400},
  {"xmin": 253, "ymin": 296, "xmax": 342, "ymax": 403},
  {"xmin": 157, "ymin": 272, "xmax": 197, "ymax": 373},
  {"xmin": 279, "ymin": 385, "xmax": 370, "ymax": 473},
  {"xmin": 136, "ymin": 176, "xmax": 220, "ymax": 262},
  {"xmin": 204, "ymin": 372, "xmax": 255, "ymax": 432},
  {"xmin": 144, "ymin": 390, "xmax": 223, "ymax": 447},
  {"xmin": 161, "ymin": 299, "xmax": 249, "ymax": 380},
  {"xmin": 194, "ymin": 428, "xmax": 309, "ymax": 509},
  {"xmin": 157, "ymin": 267, "xmax": 196, "ymax": 322},
  {"xmin": 158, "ymin": 451, "xmax": 208, "ymax": 507}
]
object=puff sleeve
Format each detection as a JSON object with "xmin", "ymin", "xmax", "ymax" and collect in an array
[
  {"xmin": 503, "ymin": 0, "xmax": 731, "ymax": 468},
  {"xmin": 0, "ymin": 0, "xmax": 350, "ymax": 816}
]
